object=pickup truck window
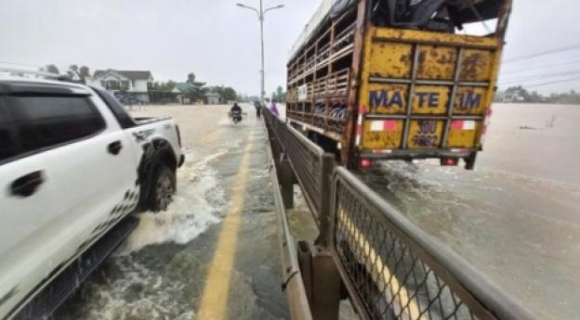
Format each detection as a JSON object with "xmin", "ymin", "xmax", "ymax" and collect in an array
[
  {"xmin": 0, "ymin": 104, "xmax": 16, "ymax": 162},
  {"xmin": 10, "ymin": 96, "xmax": 106, "ymax": 153},
  {"xmin": 93, "ymin": 88, "xmax": 136, "ymax": 129}
]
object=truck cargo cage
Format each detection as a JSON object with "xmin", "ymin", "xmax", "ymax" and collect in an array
[{"xmin": 285, "ymin": 0, "xmax": 513, "ymax": 169}]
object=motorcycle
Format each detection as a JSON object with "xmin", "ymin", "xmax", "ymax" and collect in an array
[{"xmin": 229, "ymin": 110, "xmax": 243, "ymax": 124}]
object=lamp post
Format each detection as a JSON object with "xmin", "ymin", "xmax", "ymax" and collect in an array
[{"xmin": 237, "ymin": 1, "xmax": 284, "ymax": 104}]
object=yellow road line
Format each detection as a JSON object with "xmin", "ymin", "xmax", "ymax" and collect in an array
[
  {"xmin": 199, "ymin": 130, "xmax": 220, "ymax": 146},
  {"xmin": 197, "ymin": 138, "xmax": 253, "ymax": 320},
  {"xmin": 338, "ymin": 209, "xmax": 426, "ymax": 320}
]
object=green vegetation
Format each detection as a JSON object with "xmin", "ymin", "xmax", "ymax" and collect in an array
[
  {"xmin": 208, "ymin": 85, "xmax": 237, "ymax": 102},
  {"xmin": 45, "ymin": 64, "xmax": 60, "ymax": 75},
  {"xmin": 498, "ymin": 85, "xmax": 580, "ymax": 104},
  {"xmin": 44, "ymin": 63, "xmax": 242, "ymax": 104},
  {"xmin": 271, "ymin": 85, "xmax": 286, "ymax": 102}
]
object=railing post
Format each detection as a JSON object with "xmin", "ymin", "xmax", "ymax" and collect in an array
[
  {"xmin": 269, "ymin": 132, "xmax": 282, "ymax": 168},
  {"xmin": 297, "ymin": 241, "xmax": 342, "ymax": 320},
  {"xmin": 315, "ymin": 154, "xmax": 335, "ymax": 248},
  {"xmin": 266, "ymin": 120, "xmax": 314, "ymax": 320},
  {"xmin": 279, "ymin": 153, "xmax": 295, "ymax": 209}
]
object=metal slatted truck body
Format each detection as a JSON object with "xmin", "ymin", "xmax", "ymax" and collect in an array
[{"xmin": 285, "ymin": 0, "xmax": 512, "ymax": 170}]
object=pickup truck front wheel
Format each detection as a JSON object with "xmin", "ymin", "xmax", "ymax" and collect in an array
[{"xmin": 149, "ymin": 165, "xmax": 176, "ymax": 212}]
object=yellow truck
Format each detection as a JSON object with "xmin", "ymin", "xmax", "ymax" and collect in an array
[{"xmin": 286, "ymin": 0, "xmax": 512, "ymax": 169}]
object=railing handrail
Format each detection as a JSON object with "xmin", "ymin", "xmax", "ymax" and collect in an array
[
  {"xmin": 286, "ymin": 125, "xmax": 324, "ymax": 158},
  {"xmin": 263, "ymin": 108, "xmax": 324, "ymax": 158},
  {"xmin": 263, "ymin": 112, "xmax": 313, "ymax": 320},
  {"xmin": 331, "ymin": 166, "xmax": 537, "ymax": 320}
]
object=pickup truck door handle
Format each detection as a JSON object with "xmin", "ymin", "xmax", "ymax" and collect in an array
[
  {"xmin": 11, "ymin": 171, "xmax": 44, "ymax": 197},
  {"xmin": 133, "ymin": 132, "xmax": 146, "ymax": 141},
  {"xmin": 108, "ymin": 141, "xmax": 123, "ymax": 155}
]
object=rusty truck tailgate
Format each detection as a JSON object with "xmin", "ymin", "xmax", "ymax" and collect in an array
[{"xmin": 357, "ymin": 27, "xmax": 501, "ymax": 160}]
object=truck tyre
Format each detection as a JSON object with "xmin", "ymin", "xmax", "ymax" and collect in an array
[
  {"xmin": 465, "ymin": 152, "xmax": 477, "ymax": 170},
  {"xmin": 149, "ymin": 164, "xmax": 176, "ymax": 212}
]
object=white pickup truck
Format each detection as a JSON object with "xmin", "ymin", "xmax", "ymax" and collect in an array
[{"xmin": 0, "ymin": 77, "xmax": 184, "ymax": 319}]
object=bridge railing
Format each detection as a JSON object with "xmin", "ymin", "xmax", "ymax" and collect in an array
[
  {"xmin": 263, "ymin": 109, "xmax": 334, "ymax": 235},
  {"xmin": 262, "ymin": 108, "xmax": 536, "ymax": 320},
  {"xmin": 330, "ymin": 167, "xmax": 535, "ymax": 320},
  {"xmin": 262, "ymin": 114, "xmax": 313, "ymax": 320}
]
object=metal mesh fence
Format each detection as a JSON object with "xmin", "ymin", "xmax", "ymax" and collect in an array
[
  {"xmin": 285, "ymin": 125, "xmax": 324, "ymax": 215},
  {"xmin": 263, "ymin": 109, "xmax": 287, "ymax": 146},
  {"xmin": 263, "ymin": 108, "xmax": 326, "ymax": 219},
  {"xmin": 331, "ymin": 169, "xmax": 493, "ymax": 320}
]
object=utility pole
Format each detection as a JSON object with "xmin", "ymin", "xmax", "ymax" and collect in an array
[{"xmin": 237, "ymin": 0, "xmax": 284, "ymax": 105}]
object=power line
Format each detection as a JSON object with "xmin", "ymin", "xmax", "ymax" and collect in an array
[
  {"xmin": 526, "ymin": 76, "xmax": 580, "ymax": 88},
  {"xmin": 502, "ymin": 43, "xmax": 580, "ymax": 64},
  {"xmin": 499, "ymin": 70, "xmax": 580, "ymax": 85},
  {"xmin": 500, "ymin": 59, "xmax": 580, "ymax": 76},
  {"xmin": 0, "ymin": 61, "xmax": 42, "ymax": 69},
  {"xmin": 503, "ymin": 76, "xmax": 580, "ymax": 89}
]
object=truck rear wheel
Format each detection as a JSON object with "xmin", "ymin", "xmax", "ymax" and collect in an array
[
  {"xmin": 149, "ymin": 165, "xmax": 176, "ymax": 212},
  {"xmin": 465, "ymin": 152, "xmax": 478, "ymax": 170}
]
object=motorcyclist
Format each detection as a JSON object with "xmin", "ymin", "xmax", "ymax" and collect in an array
[{"xmin": 230, "ymin": 102, "xmax": 242, "ymax": 114}]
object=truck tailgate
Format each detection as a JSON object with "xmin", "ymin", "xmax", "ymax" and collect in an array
[{"xmin": 357, "ymin": 27, "xmax": 500, "ymax": 156}]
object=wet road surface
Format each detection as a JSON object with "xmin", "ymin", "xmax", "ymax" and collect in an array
[
  {"xmin": 54, "ymin": 103, "xmax": 579, "ymax": 320},
  {"xmin": 56, "ymin": 104, "xmax": 288, "ymax": 320}
]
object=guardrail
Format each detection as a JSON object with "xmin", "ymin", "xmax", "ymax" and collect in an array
[
  {"xmin": 263, "ymin": 109, "xmax": 334, "ymax": 243},
  {"xmin": 262, "ymin": 108, "xmax": 536, "ymax": 320},
  {"xmin": 330, "ymin": 167, "xmax": 536, "ymax": 320},
  {"xmin": 263, "ymin": 112, "xmax": 313, "ymax": 320},
  {"xmin": 264, "ymin": 108, "xmax": 287, "ymax": 147}
]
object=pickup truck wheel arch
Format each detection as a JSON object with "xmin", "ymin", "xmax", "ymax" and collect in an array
[
  {"xmin": 149, "ymin": 165, "xmax": 176, "ymax": 212},
  {"xmin": 137, "ymin": 139, "xmax": 178, "ymax": 211}
]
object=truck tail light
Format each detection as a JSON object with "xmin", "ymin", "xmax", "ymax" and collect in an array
[
  {"xmin": 442, "ymin": 158, "xmax": 458, "ymax": 166},
  {"xmin": 360, "ymin": 158, "xmax": 372, "ymax": 168}
]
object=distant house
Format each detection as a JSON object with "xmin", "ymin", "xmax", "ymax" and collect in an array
[
  {"xmin": 500, "ymin": 89, "xmax": 525, "ymax": 103},
  {"xmin": 174, "ymin": 83, "xmax": 192, "ymax": 104},
  {"xmin": 205, "ymin": 92, "xmax": 221, "ymax": 105},
  {"xmin": 86, "ymin": 69, "xmax": 153, "ymax": 103}
]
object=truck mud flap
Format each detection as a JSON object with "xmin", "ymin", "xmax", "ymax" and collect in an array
[{"xmin": 12, "ymin": 217, "xmax": 139, "ymax": 320}]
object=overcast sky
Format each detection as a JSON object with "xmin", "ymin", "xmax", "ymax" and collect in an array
[{"xmin": 1, "ymin": 0, "xmax": 579, "ymax": 95}]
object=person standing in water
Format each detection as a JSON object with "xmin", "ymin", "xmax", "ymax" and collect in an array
[
  {"xmin": 269, "ymin": 99, "xmax": 280, "ymax": 117},
  {"xmin": 254, "ymin": 100, "xmax": 262, "ymax": 118}
]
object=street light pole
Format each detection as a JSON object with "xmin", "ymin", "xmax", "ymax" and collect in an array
[
  {"xmin": 259, "ymin": 0, "xmax": 265, "ymax": 104},
  {"xmin": 237, "ymin": 1, "xmax": 284, "ymax": 105}
]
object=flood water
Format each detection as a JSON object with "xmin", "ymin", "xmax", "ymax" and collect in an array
[
  {"xmin": 55, "ymin": 105, "xmax": 288, "ymax": 320},
  {"xmin": 53, "ymin": 103, "xmax": 579, "ymax": 320},
  {"xmin": 361, "ymin": 103, "xmax": 580, "ymax": 319}
]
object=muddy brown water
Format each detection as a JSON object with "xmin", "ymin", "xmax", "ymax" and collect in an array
[{"xmin": 55, "ymin": 103, "xmax": 579, "ymax": 320}]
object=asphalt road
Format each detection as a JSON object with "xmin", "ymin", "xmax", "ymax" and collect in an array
[
  {"xmin": 54, "ymin": 102, "xmax": 580, "ymax": 320},
  {"xmin": 56, "ymin": 104, "xmax": 289, "ymax": 320}
]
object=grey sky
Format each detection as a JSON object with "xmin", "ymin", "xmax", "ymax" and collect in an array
[
  {"xmin": 497, "ymin": 0, "xmax": 580, "ymax": 93},
  {"xmin": 1, "ymin": 0, "xmax": 579, "ymax": 95}
]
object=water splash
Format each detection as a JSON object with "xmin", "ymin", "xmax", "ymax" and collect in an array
[
  {"xmin": 117, "ymin": 148, "xmax": 228, "ymax": 254},
  {"xmin": 74, "ymin": 259, "xmax": 194, "ymax": 320}
]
